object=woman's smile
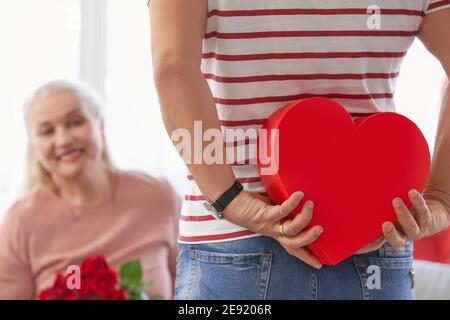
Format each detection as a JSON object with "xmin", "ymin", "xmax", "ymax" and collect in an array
[{"xmin": 56, "ymin": 148, "xmax": 85, "ymax": 163}]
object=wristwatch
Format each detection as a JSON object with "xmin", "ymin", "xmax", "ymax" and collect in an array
[{"xmin": 203, "ymin": 181, "xmax": 244, "ymax": 220}]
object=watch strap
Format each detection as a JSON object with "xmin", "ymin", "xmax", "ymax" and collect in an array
[{"xmin": 211, "ymin": 181, "xmax": 244, "ymax": 214}]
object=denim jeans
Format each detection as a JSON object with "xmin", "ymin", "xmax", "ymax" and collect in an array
[{"xmin": 175, "ymin": 236, "xmax": 415, "ymax": 300}]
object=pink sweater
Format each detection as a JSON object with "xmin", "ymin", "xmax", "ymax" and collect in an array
[{"xmin": 0, "ymin": 171, "xmax": 181, "ymax": 300}]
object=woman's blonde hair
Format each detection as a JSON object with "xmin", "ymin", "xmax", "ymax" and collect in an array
[{"xmin": 23, "ymin": 80, "xmax": 114, "ymax": 192}]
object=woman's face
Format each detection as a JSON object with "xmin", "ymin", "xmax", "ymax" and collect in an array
[{"xmin": 27, "ymin": 89, "xmax": 104, "ymax": 181}]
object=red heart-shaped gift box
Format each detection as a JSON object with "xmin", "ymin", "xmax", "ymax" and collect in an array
[{"xmin": 257, "ymin": 97, "xmax": 430, "ymax": 265}]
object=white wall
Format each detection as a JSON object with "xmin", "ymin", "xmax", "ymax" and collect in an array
[{"xmin": 0, "ymin": 0, "xmax": 81, "ymax": 218}]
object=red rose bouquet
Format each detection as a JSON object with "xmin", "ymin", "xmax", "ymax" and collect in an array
[{"xmin": 39, "ymin": 256, "xmax": 157, "ymax": 300}]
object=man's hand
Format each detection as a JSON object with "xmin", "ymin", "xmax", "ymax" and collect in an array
[
  {"xmin": 357, "ymin": 188, "xmax": 450, "ymax": 254},
  {"xmin": 224, "ymin": 191, "xmax": 324, "ymax": 269},
  {"xmin": 382, "ymin": 189, "xmax": 450, "ymax": 248}
]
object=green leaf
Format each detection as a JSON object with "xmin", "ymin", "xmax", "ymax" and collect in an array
[
  {"xmin": 118, "ymin": 259, "xmax": 162, "ymax": 300},
  {"xmin": 120, "ymin": 282, "xmax": 143, "ymax": 300},
  {"xmin": 120, "ymin": 260, "xmax": 143, "ymax": 287}
]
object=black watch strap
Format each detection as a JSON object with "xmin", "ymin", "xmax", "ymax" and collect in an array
[{"xmin": 208, "ymin": 181, "xmax": 244, "ymax": 219}]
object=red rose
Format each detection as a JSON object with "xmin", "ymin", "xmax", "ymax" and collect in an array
[
  {"xmin": 39, "ymin": 256, "xmax": 127, "ymax": 300},
  {"xmin": 81, "ymin": 256, "xmax": 109, "ymax": 275},
  {"xmin": 38, "ymin": 274, "xmax": 70, "ymax": 300}
]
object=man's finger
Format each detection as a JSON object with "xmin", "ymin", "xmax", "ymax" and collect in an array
[
  {"xmin": 282, "ymin": 200, "xmax": 314, "ymax": 236},
  {"xmin": 272, "ymin": 191, "xmax": 304, "ymax": 220},
  {"xmin": 393, "ymin": 197, "xmax": 421, "ymax": 240},
  {"xmin": 382, "ymin": 222, "xmax": 407, "ymax": 248},
  {"xmin": 281, "ymin": 226, "xmax": 323, "ymax": 248},
  {"xmin": 408, "ymin": 189, "xmax": 431, "ymax": 228},
  {"xmin": 355, "ymin": 236, "xmax": 386, "ymax": 254},
  {"xmin": 284, "ymin": 246, "xmax": 322, "ymax": 269}
]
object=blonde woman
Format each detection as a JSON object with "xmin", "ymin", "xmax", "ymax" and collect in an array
[{"xmin": 0, "ymin": 80, "xmax": 180, "ymax": 299}]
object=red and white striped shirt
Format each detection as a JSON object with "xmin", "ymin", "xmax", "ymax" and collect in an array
[{"xmin": 179, "ymin": 0, "xmax": 450, "ymax": 243}]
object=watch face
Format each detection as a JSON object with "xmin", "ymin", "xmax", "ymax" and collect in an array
[
  {"xmin": 203, "ymin": 201, "xmax": 215, "ymax": 213},
  {"xmin": 203, "ymin": 201, "xmax": 222, "ymax": 220}
]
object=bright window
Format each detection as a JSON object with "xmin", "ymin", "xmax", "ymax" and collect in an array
[
  {"xmin": 0, "ymin": 0, "xmax": 81, "ymax": 216},
  {"xmin": 104, "ymin": 0, "xmax": 188, "ymax": 196}
]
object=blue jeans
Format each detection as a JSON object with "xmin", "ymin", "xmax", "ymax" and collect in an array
[{"xmin": 175, "ymin": 236, "xmax": 415, "ymax": 300}]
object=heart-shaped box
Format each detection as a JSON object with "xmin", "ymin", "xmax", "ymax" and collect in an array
[{"xmin": 257, "ymin": 97, "xmax": 430, "ymax": 265}]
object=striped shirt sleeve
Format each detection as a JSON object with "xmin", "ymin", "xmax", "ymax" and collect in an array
[{"xmin": 425, "ymin": 0, "xmax": 450, "ymax": 14}]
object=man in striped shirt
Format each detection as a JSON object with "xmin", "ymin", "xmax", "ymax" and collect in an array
[{"xmin": 150, "ymin": 0, "xmax": 450, "ymax": 299}]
